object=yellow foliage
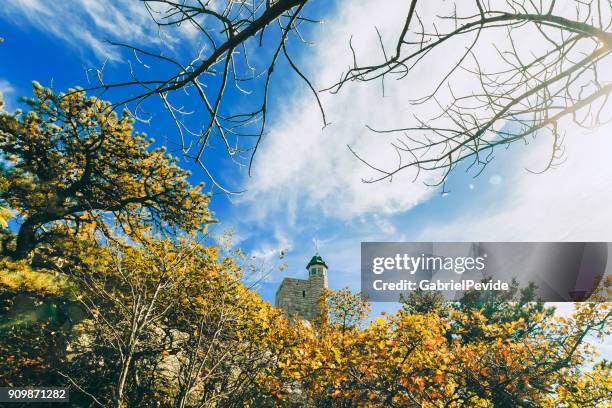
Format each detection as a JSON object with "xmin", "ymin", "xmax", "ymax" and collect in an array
[
  {"xmin": 0, "ymin": 257, "xmax": 69, "ymax": 296},
  {"xmin": 267, "ymin": 291, "xmax": 611, "ymax": 407},
  {"xmin": 0, "ymin": 205, "xmax": 12, "ymax": 228},
  {"xmin": 0, "ymin": 84, "xmax": 213, "ymax": 260}
]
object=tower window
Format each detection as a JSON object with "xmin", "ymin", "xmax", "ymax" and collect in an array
[{"xmin": 302, "ymin": 290, "xmax": 306, "ymax": 297}]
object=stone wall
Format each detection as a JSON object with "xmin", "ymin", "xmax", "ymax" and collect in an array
[{"xmin": 275, "ymin": 277, "xmax": 320, "ymax": 321}]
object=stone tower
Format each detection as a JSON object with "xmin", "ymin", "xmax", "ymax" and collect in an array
[{"xmin": 275, "ymin": 254, "xmax": 328, "ymax": 322}]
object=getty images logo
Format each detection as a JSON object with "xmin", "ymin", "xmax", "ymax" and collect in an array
[
  {"xmin": 363, "ymin": 242, "xmax": 611, "ymax": 302},
  {"xmin": 372, "ymin": 253, "xmax": 487, "ymax": 275}
]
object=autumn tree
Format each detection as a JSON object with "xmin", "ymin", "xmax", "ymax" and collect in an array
[
  {"xmin": 0, "ymin": 83, "xmax": 212, "ymax": 261},
  {"xmin": 0, "ymin": 83, "xmax": 296, "ymax": 408},
  {"xmin": 401, "ymin": 289, "xmax": 446, "ymax": 316},
  {"xmin": 0, "ymin": 224, "xmax": 294, "ymax": 407},
  {"xmin": 543, "ymin": 361, "xmax": 612, "ymax": 407},
  {"xmin": 453, "ymin": 279, "xmax": 554, "ymax": 344},
  {"xmin": 272, "ymin": 287, "xmax": 611, "ymax": 407},
  {"xmin": 0, "ymin": 90, "xmax": 12, "ymax": 229},
  {"xmin": 0, "ymin": 256, "xmax": 73, "ymax": 391},
  {"xmin": 318, "ymin": 287, "xmax": 370, "ymax": 334},
  {"xmin": 18, "ymin": 228, "xmax": 288, "ymax": 408}
]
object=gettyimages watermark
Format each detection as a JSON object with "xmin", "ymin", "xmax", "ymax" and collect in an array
[{"xmin": 361, "ymin": 242, "xmax": 611, "ymax": 302}]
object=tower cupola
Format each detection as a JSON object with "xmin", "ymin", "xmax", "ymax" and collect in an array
[{"xmin": 306, "ymin": 254, "xmax": 328, "ymax": 277}]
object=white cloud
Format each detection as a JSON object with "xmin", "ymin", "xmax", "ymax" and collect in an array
[
  {"xmin": 250, "ymin": 229, "xmax": 293, "ymax": 265},
  {"xmin": 0, "ymin": 79, "xmax": 16, "ymax": 111},
  {"xmin": 417, "ymin": 119, "xmax": 612, "ymax": 242},
  {"xmin": 244, "ymin": 0, "xmax": 457, "ymax": 221},
  {"xmin": 244, "ymin": 0, "xmax": 603, "ymax": 222},
  {"xmin": 1, "ymin": 0, "xmax": 193, "ymax": 61}
]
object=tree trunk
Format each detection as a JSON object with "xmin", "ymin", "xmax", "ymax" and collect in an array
[
  {"xmin": 12, "ymin": 217, "xmax": 39, "ymax": 260},
  {"xmin": 115, "ymin": 350, "xmax": 134, "ymax": 408},
  {"xmin": 11, "ymin": 212, "xmax": 62, "ymax": 260}
]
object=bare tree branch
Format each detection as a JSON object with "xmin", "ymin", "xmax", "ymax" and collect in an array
[
  {"xmin": 81, "ymin": 0, "xmax": 321, "ymax": 193},
  {"xmin": 329, "ymin": 0, "xmax": 611, "ymax": 184}
]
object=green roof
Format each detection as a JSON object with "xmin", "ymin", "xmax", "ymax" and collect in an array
[{"xmin": 306, "ymin": 254, "xmax": 328, "ymax": 270}]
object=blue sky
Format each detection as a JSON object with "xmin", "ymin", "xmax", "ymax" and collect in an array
[{"xmin": 1, "ymin": 0, "xmax": 611, "ymax": 328}]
